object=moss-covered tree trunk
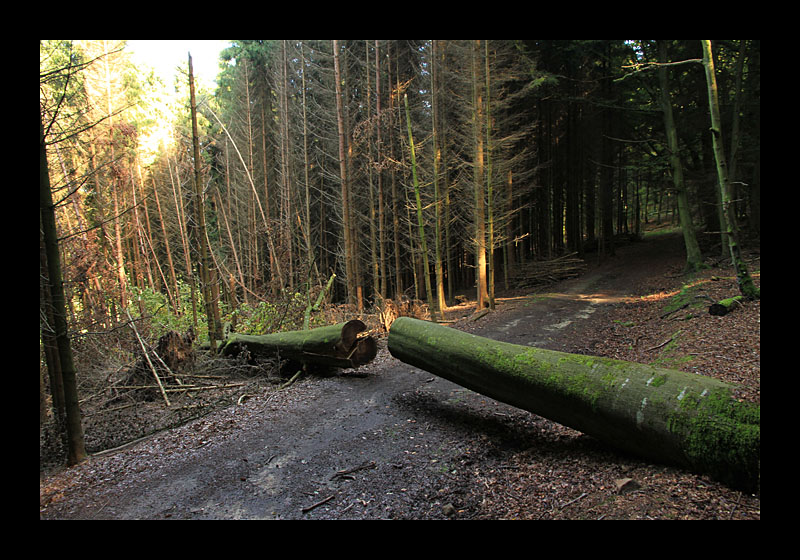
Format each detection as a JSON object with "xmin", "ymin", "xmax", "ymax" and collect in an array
[
  {"xmin": 404, "ymin": 93, "xmax": 437, "ymax": 321},
  {"xmin": 708, "ymin": 295, "xmax": 744, "ymax": 316},
  {"xmin": 701, "ymin": 40, "xmax": 759, "ymax": 300},
  {"xmin": 222, "ymin": 320, "xmax": 377, "ymax": 369},
  {"xmin": 388, "ymin": 317, "xmax": 759, "ymax": 491}
]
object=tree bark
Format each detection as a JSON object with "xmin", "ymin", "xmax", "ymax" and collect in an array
[
  {"xmin": 701, "ymin": 40, "xmax": 760, "ymax": 301},
  {"xmin": 333, "ymin": 40, "xmax": 355, "ymax": 306},
  {"xmin": 189, "ymin": 53, "xmax": 223, "ymax": 351},
  {"xmin": 388, "ymin": 317, "xmax": 759, "ymax": 491},
  {"xmin": 708, "ymin": 295, "xmax": 744, "ymax": 316},
  {"xmin": 404, "ymin": 93, "xmax": 436, "ymax": 321},
  {"xmin": 657, "ymin": 41, "xmax": 704, "ymax": 272},
  {"xmin": 222, "ymin": 320, "xmax": 377, "ymax": 369},
  {"xmin": 41, "ymin": 111, "xmax": 87, "ymax": 466},
  {"xmin": 472, "ymin": 41, "xmax": 490, "ymax": 309}
]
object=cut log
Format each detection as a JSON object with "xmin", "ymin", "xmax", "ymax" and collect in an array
[
  {"xmin": 221, "ymin": 319, "xmax": 377, "ymax": 369},
  {"xmin": 387, "ymin": 317, "xmax": 759, "ymax": 491},
  {"xmin": 510, "ymin": 252, "xmax": 586, "ymax": 289},
  {"xmin": 709, "ymin": 295, "xmax": 744, "ymax": 316}
]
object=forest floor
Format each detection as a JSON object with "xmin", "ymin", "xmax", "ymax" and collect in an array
[{"xmin": 40, "ymin": 228, "xmax": 760, "ymax": 520}]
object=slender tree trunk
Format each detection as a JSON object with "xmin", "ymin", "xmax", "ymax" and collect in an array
[
  {"xmin": 504, "ymin": 169, "xmax": 515, "ymax": 289},
  {"xmin": 300, "ymin": 42, "xmax": 316, "ymax": 286},
  {"xmin": 40, "ymin": 112, "xmax": 87, "ymax": 466},
  {"xmin": 657, "ymin": 41, "xmax": 704, "ymax": 272},
  {"xmin": 98, "ymin": 40, "xmax": 129, "ymax": 315},
  {"xmin": 215, "ymin": 183, "xmax": 245, "ymax": 305},
  {"xmin": 375, "ymin": 41, "xmax": 387, "ymax": 300},
  {"xmin": 151, "ymin": 174, "xmax": 180, "ymax": 312},
  {"xmin": 472, "ymin": 41, "xmax": 489, "ymax": 309},
  {"xmin": 431, "ymin": 40, "xmax": 447, "ymax": 314},
  {"xmin": 389, "ymin": 43, "xmax": 403, "ymax": 300},
  {"xmin": 366, "ymin": 42, "xmax": 380, "ymax": 299},
  {"xmin": 727, "ymin": 40, "xmax": 747, "ymax": 252},
  {"xmin": 404, "ymin": 93, "xmax": 437, "ymax": 321},
  {"xmin": 168, "ymin": 148, "xmax": 198, "ymax": 327},
  {"xmin": 206, "ymin": 102, "xmax": 280, "ymax": 291},
  {"xmin": 188, "ymin": 53, "xmax": 222, "ymax": 350},
  {"xmin": 279, "ymin": 40, "xmax": 294, "ymax": 291},
  {"xmin": 440, "ymin": 43, "xmax": 455, "ymax": 306},
  {"xmin": 134, "ymin": 163, "xmax": 161, "ymax": 294},
  {"xmin": 260, "ymin": 101, "xmax": 277, "ymax": 295},
  {"xmin": 333, "ymin": 40, "xmax": 355, "ymax": 306},
  {"xmin": 599, "ymin": 48, "xmax": 615, "ymax": 257},
  {"xmin": 484, "ymin": 41, "xmax": 496, "ymax": 310},
  {"xmin": 701, "ymin": 41, "xmax": 759, "ymax": 300}
]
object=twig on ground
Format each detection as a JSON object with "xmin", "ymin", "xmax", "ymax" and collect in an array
[{"xmin": 302, "ymin": 494, "xmax": 335, "ymax": 513}]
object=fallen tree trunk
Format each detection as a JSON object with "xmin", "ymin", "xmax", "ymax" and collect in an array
[
  {"xmin": 222, "ymin": 320, "xmax": 377, "ymax": 369},
  {"xmin": 388, "ymin": 317, "xmax": 759, "ymax": 491},
  {"xmin": 708, "ymin": 295, "xmax": 744, "ymax": 316}
]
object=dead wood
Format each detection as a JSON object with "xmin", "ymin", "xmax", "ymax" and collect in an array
[
  {"xmin": 510, "ymin": 253, "xmax": 587, "ymax": 289},
  {"xmin": 709, "ymin": 295, "xmax": 744, "ymax": 316},
  {"xmin": 221, "ymin": 320, "xmax": 377, "ymax": 369}
]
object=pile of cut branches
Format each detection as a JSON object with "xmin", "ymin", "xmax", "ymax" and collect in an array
[{"xmin": 510, "ymin": 253, "xmax": 586, "ymax": 289}]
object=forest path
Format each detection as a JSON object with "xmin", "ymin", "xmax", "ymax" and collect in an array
[{"xmin": 41, "ymin": 233, "xmax": 688, "ymax": 520}]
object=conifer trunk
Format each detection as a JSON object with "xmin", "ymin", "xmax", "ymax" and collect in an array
[
  {"xmin": 40, "ymin": 113, "xmax": 87, "ymax": 466},
  {"xmin": 431, "ymin": 40, "xmax": 447, "ymax": 314},
  {"xmin": 188, "ymin": 53, "xmax": 222, "ymax": 350},
  {"xmin": 333, "ymin": 40, "xmax": 355, "ymax": 306},
  {"xmin": 472, "ymin": 41, "xmax": 489, "ymax": 308},
  {"xmin": 658, "ymin": 41, "xmax": 704, "ymax": 272},
  {"xmin": 701, "ymin": 40, "xmax": 759, "ymax": 300},
  {"xmin": 388, "ymin": 317, "xmax": 759, "ymax": 491},
  {"xmin": 404, "ymin": 93, "xmax": 437, "ymax": 321}
]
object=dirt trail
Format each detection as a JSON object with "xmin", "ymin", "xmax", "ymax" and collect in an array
[{"xmin": 42, "ymin": 233, "xmax": 742, "ymax": 520}]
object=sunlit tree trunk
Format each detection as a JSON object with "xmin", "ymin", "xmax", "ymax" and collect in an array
[
  {"xmin": 701, "ymin": 40, "xmax": 759, "ymax": 300},
  {"xmin": 404, "ymin": 93, "xmax": 437, "ymax": 321},
  {"xmin": 96, "ymin": 40, "xmax": 130, "ymax": 314},
  {"xmin": 215, "ymin": 170, "xmax": 245, "ymax": 306},
  {"xmin": 472, "ymin": 41, "xmax": 489, "ymax": 309},
  {"xmin": 151, "ymin": 172, "xmax": 180, "ymax": 312},
  {"xmin": 168, "ymin": 147, "xmax": 198, "ymax": 327},
  {"xmin": 431, "ymin": 40, "xmax": 447, "ymax": 314},
  {"xmin": 438, "ymin": 42, "xmax": 455, "ymax": 306},
  {"xmin": 188, "ymin": 53, "xmax": 222, "ymax": 350},
  {"xmin": 484, "ymin": 41, "xmax": 496, "ymax": 309}
]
